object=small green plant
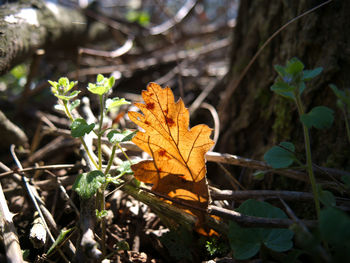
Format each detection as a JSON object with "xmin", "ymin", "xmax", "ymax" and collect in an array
[
  {"xmin": 330, "ymin": 84, "xmax": 350, "ymax": 144},
  {"xmin": 264, "ymin": 57, "xmax": 334, "ymax": 219},
  {"xmin": 228, "ymin": 199, "xmax": 294, "ymax": 260},
  {"xmin": 49, "ymin": 75, "xmax": 134, "ymax": 256}
]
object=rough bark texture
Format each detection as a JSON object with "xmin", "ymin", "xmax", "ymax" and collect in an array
[
  {"xmin": 217, "ymin": 0, "xmax": 350, "ymax": 174},
  {"xmin": 0, "ymin": 0, "xmax": 108, "ymax": 75}
]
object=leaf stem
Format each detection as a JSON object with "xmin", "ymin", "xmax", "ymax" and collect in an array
[
  {"xmin": 97, "ymin": 95, "xmax": 105, "ymax": 170},
  {"xmin": 294, "ymin": 92, "xmax": 320, "ymax": 219},
  {"xmin": 79, "ymin": 138, "xmax": 99, "ymax": 169},
  {"xmin": 63, "ymin": 101, "xmax": 74, "ymax": 121},
  {"xmin": 104, "ymin": 144, "xmax": 117, "ymax": 175},
  {"xmin": 116, "ymin": 143, "xmax": 133, "ymax": 166}
]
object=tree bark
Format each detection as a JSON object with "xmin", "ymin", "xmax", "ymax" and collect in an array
[
  {"xmin": 217, "ymin": 0, "xmax": 350, "ymax": 175},
  {"xmin": 0, "ymin": 0, "xmax": 108, "ymax": 75}
]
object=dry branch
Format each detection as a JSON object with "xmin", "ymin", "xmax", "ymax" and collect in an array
[
  {"xmin": 0, "ymin": 181, "xmax": 23, "ymax": 263},
  {"xmin": 0, "ymin": 0, "xmax": 109, "ymax": 75}
]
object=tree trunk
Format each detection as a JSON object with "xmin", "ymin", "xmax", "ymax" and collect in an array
[
  {"xmin": 217, "ymin": 0, "xmax": 350, "ymax": 177},
  {"xmin": 0, "ymin": 0, "xmax": 108, "ymax": 75}
]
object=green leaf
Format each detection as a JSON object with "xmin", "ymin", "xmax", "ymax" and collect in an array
[
  {"xmin": 252, "ymin": 170, "xmax": 266, "ymax": 180},
  {"xmin": 320, "ymin": 208, "xmax": 350, "ymax": 262},
  {"xmin": 228, "ymin": 200, "xmax": 293, "ymax": 260},
  {"xmin": 68, "ymin": 80, "xmax": 77, "ymax": 91},
  {"xmin": 330, "ymin": 84, "xmax": 350, "ymax": 108},
  {"xmin": 116, "ymin": 160, "xmax": 135, "ymax": 176},
  {"xmin": 274, "ymin": 65, "xmax": 287, "ymax": 77},
  {"xmin": 55, "ymin": 90, "xmax": 81, "ymax": 101},
  {"xmin": 317, "ymin": 185, "xmax": 336, "ymax": 207},
  {"xmin": 160, "ymin": 227, "xmax": 193, "ymax": 261},
  {"xmin": 58, "ymin": 77, "xmax": 69, "ymax": 88},
  {"xmin": 106, "ymin": 97, "xmax": 130, "ymax": 112},
  {"xmin": 270, "ymin": 80, "xmax": 296, "ymax": 99},
  {"xmin": 69, "ymin": 99, "xmax": 80, "ymax": 111},
  {"xmin": 286, "ymin": 57, "xmax": 304, "ymax": 75},
  {"xmin": 107, "ymin": 130, "xmax": 136, "ymax": 144},
  {"xmin": 97, "ymin": 74, "xmax": 104, "ymax": 83},
  {"xmin": 271, "ymin": 80, "xmax": 296, "ymax": 93},
  {"xmin": 300, "ymin": 106, "xmax": 334, "ymax": 129},
  {"xmin": 48, "ymin": 80, "xmax": 58, "ymax": 89},
  {"xmin": 264, "ymin": 142, "xmax": 296, "ymax": 169},
  {"xmin": 320, "ymin": 207, "xmax": 350, "ymax": 245},
  {"xmin": 96, "ymin": 209, "xmax": 108, "ymax": 219},
  {"xmin": 303, "ymin": 67, "xmax": 323, "ymax": 81},
  {"xmin": 70, "ymin": 118, "xmax": 95, "ymax": 138},
  {"xmin": 88, "ymin": 75, "xmax": 114, "ymax": 95},
  {"xmin": 46, "ymin": 227, "xmax": 75, "ymax": 256},
  {"xmin": 341, "ymin": 174, "xmax": 350, "ymax": 188},
  {"xmin": 73, "ymin": 170, "xmax": 105, "ymax": 199},
  {"xmin": 54, "ymin": 104, "xmax": 65, "ymax": 112},
  {"xmin": 108, "ymin": 76, "xmax": 115, "ymax": 89}
]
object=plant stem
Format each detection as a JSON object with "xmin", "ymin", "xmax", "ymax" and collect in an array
[
  {"xmin": 80, "ymin": 138, "xmax": 99, "ymax": 169},
  {"xmin": 294, "ymin": 93, "xmax": 321, "ymax": 219},
  {"xmin": 96, "ymin": 188, "xmax": 106, "ymax": 257},
  {"xmin": 117, "ymin": 143, "xmax": 132, "ymax": 166},
  {"xmin": 63, "ymin": 101, "xmax": 74, "ymax": 121},
  {"xmin": 97, "ymin": 95, "xmax": 105, "ymax": 170},
  {"xmin": 64, "ymin": 101, "xmax": 98, "ymax": 169},
  {"xmin": 104, "ymin": 144, "xmax": 117, "ymax": 175},
  {"xmin": 342, "ymin": 107, "xmax": 350, "ymax": 144}
]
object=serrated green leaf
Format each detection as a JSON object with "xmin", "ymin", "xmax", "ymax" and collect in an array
[
  {"xmin": 70, "ymin": 118, "xmax": 95, "ymax": 137},
  {"xmin": 303, "ymin": 67, "xmax": 323, "ymax": 81},
  {"xmin": 107, "ymin": 130, "xmax": 136, "ymax": 144},
  {"xmin": 264, "ymin": 142, "xmax": 295, "ymax": 169},
  {"xmin": 87, "ymin": 83, "xmax": 108, "ymax": 95},
  {"xmin": 73, "ymin": 170, "xmax": 105, "ymax": 199},
  {"xmin": 300, "ymin": 106, "xmax": 334, "ymax": 129},
  {"xmin": 58, "ymin": 77, "xmax": 69, "ymax": 88},
  {"xmin": 228, "ymin": 200, "xmax": 293, "ymax": 260},
  {"xmin": 46, "ymin": 227, "xmax": 75, "ymax": 256},
  {"xmin": 69, "ymin": 99, "xmax": 80, "ymax": 111},
  {"xmin": 106, "ymin": 97, "xmax": 130, "ymax": 112}
]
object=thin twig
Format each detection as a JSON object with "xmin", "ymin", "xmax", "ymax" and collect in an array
[
  {"xmin": 9, "ymin": 145, "xmax": 70, "ymax": 262},
  {"xmin": 211, "ymin": 189, "xmax": 313, "ymax": 201},
  {"xmin": 0, "ymin": 164, "xmax": 78, "ymax": 178}
]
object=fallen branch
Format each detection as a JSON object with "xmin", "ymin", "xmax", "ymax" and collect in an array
[{"xmin": 0, "ymin": 181, "xmax": 23, "ymax": 263}]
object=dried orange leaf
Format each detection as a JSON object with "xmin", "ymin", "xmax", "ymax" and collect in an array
[{"xmin": 128, "ymin": 83, "xmax": 214, "ymax": 233}]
